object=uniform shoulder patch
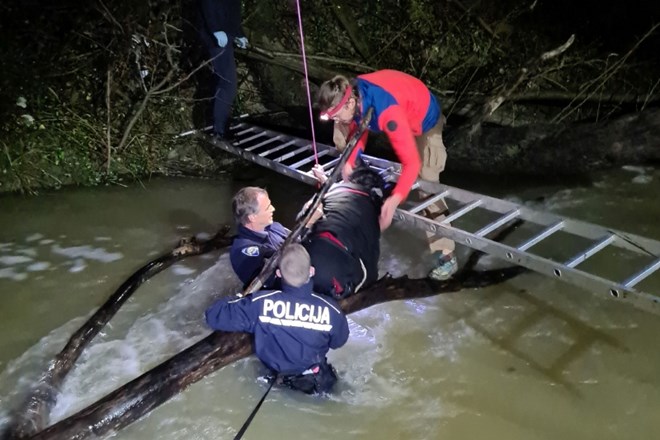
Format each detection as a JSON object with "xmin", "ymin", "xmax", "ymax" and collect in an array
[
  {"xmin": 242, "ymin": 246, "xmax": 260, "ymax": 257},
  {"xmin": 386, "ymin": 120, "xmax": 398, "ymax": 132}
]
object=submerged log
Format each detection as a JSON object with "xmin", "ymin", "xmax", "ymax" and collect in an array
[
  {"xmin": 24, "ymin": 261, "xmax": 525, "ymax": 440},
  {"xmin": 4, "ymin": 227, "xmax": 232, "ymax": 440},
  {"xmin": 447, "ymin": 107, "xmax": 660, "ymax": 175}
]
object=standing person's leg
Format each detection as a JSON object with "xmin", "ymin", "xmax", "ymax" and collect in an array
[
  {"xmin": 210, "ymin": 45, "xmax": 237, "ymax": 138},
  {"xmin": 415, "ymin": 115, "xmax": 457, "ymax": 280}
]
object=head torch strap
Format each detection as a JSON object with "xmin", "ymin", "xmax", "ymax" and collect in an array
[{"xmin": 321, "ymin": 85, "xmax": 353, "ymax": 119}]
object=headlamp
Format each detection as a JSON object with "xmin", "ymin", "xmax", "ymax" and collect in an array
[{"xmin": 319, "ymin": 86, "xmax": 353, "ymax": 120}]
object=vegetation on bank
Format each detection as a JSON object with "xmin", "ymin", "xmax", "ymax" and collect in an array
[{"xmin": 1, "ymin": 0, "xmax": 658, "ymax": 194}]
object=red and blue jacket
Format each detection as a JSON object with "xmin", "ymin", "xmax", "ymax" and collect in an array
[
  {"xmin": 346, "ymin": 70, "xmax": 440, "ymax": 200},
  {"xmin": 205, "ymin": 280, "xmax": 350, "ymax": 374}
]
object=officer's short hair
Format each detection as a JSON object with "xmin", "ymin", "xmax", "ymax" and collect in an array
[
  {"xmin": 279, "ymin": 244, "xmax": 311, "ymax": 287},
  {"xmin": 232, "ymin": 187, "xmax": 267, "ymax": 226}
]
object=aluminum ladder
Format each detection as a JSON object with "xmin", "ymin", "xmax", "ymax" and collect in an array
[{"xmin": 193, "ymin": 120, "xmax": 660, "ymax": 313}]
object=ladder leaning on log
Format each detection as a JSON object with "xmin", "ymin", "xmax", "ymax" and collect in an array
[{"xmin": 196, "ymin": 118, "xmax": 660, "ymax": 315}]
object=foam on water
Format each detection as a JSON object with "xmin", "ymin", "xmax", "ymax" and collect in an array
[
  {"xmin": 0, "ymin": 234, "xmax": 126, "ymax": 283},
  {"xmin": 51, "ymin": 244, "xmax": 123, "ymax": 262},
  {"xmin": 46, "ymin": 252, "xmax": 241, "ymax": 422}
]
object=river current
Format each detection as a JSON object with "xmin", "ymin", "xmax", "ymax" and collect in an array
[{"xmin": 1, "ymin": 165, "xmax": 659, "ymax": 440}]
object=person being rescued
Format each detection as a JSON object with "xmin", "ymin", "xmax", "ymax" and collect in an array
[
  {"xmin": 300, "ymin": 160, "xmax": 386, "ymax": 299},
  {"xmin": 206, "ymin": 243, "xmax": 350, "ymax": 394}
]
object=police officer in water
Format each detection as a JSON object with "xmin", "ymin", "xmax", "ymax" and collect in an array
[
  {"xmin": 229, "ymin": 186, "xmax": 289, "ymax": 289},
  {"xmin": 206, "ymin": 244, "xmax": 349, "ymax": 394}
]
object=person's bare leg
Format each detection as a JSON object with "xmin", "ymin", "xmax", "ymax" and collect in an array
[{"xmin": 416, "ymin": 115, "xmax": 457, "ymax": 280}]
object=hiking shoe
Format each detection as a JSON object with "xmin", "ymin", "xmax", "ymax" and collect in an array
[{"xmin": 428, "ymin": 253, "xmax": 457, "ymax": 281}]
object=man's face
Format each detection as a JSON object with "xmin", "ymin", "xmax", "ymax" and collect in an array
[
  {"xmin": 331, "ymin": 98, "xmax": 356, "ymax": 124},
  {"xmin": 249, "ymin": 192, "xmax": 275, "ymax": 230}
]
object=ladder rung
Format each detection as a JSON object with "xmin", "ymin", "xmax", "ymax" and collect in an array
[
  {"xmin": 408, "ymin": 191, "xmax": 451, "ymax": 215},
  {"xmin": 475, "ymin": 209, "xmax": 520, "ymax": 237},
  {"xmin": 274, "ymin": 145, "xmax": 311, "ymax": 163},
  {"xmin": 290, "ymin": 150, "xmax": 329, "ymax": 170},
  {"xmin": 235, "ymin": 131, "xmax": 266, "ymax": 146},
  {"xmin": 564, "ymin": 234, "xmax": 615, "ymax": 268},
  {"xmin": 259, "ymin": 140, "xmax": 296, "ymax": 157},
  {"xmin": 441, "ymin": 199, "xmax": 483, "ymax": 224},
  {"xmin": 623, "ymin": 258, "xmax": 660, "ymax": 288},
  {"xmin": 518, "ymin": 221, "xmax": 565, "ymax": 251},
  {"xmin": 244, "ymin": 135, "xmax": 282, "ymax": 152},
  {"xmin": 322, "ymin": 158, "xmax": 340, "ymax": 170},
  {"xmin": 235, "ymin": 127, "xmax": 255, "ymax": 137}
]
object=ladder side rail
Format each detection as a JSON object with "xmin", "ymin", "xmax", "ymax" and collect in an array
[
  {"xmin": 207, "ymin": 137, "xmax": 317, "ymax": 185},
  {"xmin": 396, "ymin": 175, "xmax": 660, "ymax": 257},
  {"xmin": 393, "ymin": 209, "xmax": 660, "ymax": 312}
]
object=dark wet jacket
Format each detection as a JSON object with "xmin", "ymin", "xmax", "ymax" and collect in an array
[
  {"xmin": 205, "ymin": 280, "xmax": 349, "ymax": 374},
  {"xmin": 303, "ymin": 182, "xmax": 381, "ymax": 298},
  {"xmin": 197, "ymin": 0, "xmax": 246, "ymax": 46},
  {"xmin": 230, "ymin": 222, "xmax": 288, "ymax": 289}
]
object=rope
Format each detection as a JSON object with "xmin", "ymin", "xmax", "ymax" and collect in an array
[
  {"xmin": 294, "ymin": 0, "xmax": 319, "ymax": 164},
  {"xmin": 233, "ymin": 379, "xmax": 275, "ymax": 440}
]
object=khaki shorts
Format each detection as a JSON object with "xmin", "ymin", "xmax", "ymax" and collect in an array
[
  {"xmin": 334, "ymin": 116, "xmax": 447, "ymax": 179},
  {"xmin": 415, "ymin": 115, "xmax": 447, "ymax": 183}
]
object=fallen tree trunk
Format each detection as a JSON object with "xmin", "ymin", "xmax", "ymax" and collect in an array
[
  {"xmin": 4, "ymin": 228, "xmax": 232, "ymax": 440},
  {"xmin": 447, "ymin": 107, "xmax": 660, "ymax": 175},
  {"xmin": 24, "ymin": 261, "xmax": 525, "ymax": 440}
]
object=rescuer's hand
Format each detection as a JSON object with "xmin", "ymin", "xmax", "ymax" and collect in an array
[
  {"xmin": 311, "ymin": 164, "xmax": 328, "ymax": 184},
  {"xmin": 379, "ymin": 193, "xmax": 403, "ymax": 231}
]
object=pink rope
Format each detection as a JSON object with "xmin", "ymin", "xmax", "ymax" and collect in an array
[{"xmin": 295, "ymin": 0, "xmax": 319, "ymax": 164}]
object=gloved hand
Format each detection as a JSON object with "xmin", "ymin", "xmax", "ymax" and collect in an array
[
  {"xmin": 234, "ymin": 36, "xmax": 249, "ymax": 49},
  {"xmin": 213, "ymin": 31, "xmax": 228, "ymax": 48}
]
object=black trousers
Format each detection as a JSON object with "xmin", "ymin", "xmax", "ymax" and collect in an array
[
  {"xmin": 303, "ymin": 236, "xmax": 367, "ymax": 299},
  {"xmin": 203, "ymin": 43, "xmax": 237, "ymax": 136},
  {"xmin": 277, "ymin": 361, "xmax": 338, "ymax": 395}
]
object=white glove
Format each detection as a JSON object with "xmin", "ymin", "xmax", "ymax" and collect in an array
[{"xmin": 234, "ymin": 36, "xmax": 249, "ymax": 49}]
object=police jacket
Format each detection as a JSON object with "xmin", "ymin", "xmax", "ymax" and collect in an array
[
  {"xmin": 205, "ymin": 280, "xmax": 350, "ymax": 374},
  {"xmin": 313, "ymin": 182, "xmax": 381, "ymax": 279},
  {"xmin": 230, "ymin": 222, "xmax": 288, "ymax": 289}
]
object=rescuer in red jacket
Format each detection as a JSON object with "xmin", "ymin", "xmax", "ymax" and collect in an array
[{"xmin": 317, "ymin": 69, "xmax": 456, "ymax": 280}]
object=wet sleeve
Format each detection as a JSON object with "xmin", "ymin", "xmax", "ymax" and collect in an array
[
  {"xmin": 205, "ymin": 296, "xmax": 255, "ymax": 333},
  {"xmin": 378, "ymin": 105, "xmax": 421, "ymax": 200}
]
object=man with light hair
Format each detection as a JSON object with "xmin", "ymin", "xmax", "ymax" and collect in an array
[
  {"xmin": 229, "ymin": 186, "xmax": 289, "ymax": 289},
  {"xmin": 206, "ymin": 244, "xmax": 349, "ymax": 394}
]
